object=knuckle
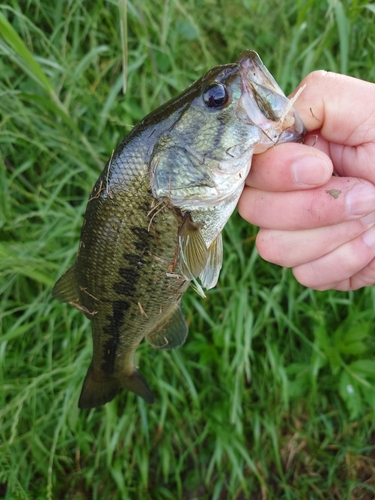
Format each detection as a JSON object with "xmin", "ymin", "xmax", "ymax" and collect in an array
[
  {"xmin": 299, "ymin": 70, "xmax": 329, "ymax": 92},
  {"xmin": 256, "ymin": 230, "xmax": 284, "ymax": 265},
  {"xmin": 304, "ymin": 188, "xmax": 344, "ymax": 228},
  {"xmin": 292, "ymin": 264, "xmax": 323, "ymax": 289},
  {"xmin": 305, "ymin": 191, "xmax": 327, "ymax": 227}
]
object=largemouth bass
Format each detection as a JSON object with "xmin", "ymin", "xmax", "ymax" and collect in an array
[{"xmin": 53, "ymin": 50, "xmax": 305, "ymax": 409}]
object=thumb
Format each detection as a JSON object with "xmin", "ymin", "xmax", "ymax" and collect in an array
[
  {"xmin": 291, "ymin": 71, "xmax": 375, "ymax": 182},
  {"xmin": 292, "ymin": 71, "xmax": 375, "ymax": 146}
]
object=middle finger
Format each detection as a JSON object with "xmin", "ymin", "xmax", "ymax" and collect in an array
[{"xmin": 238, "ymin": 177, "xmax": 375, "ymax": 231}]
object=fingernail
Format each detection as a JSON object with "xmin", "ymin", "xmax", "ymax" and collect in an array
[
  {"xmin": 346, "ymin": 183, "xmax": 375, "ymax": 216},
  {"xmin": 292, "ymin": 156, "xmax": 330, "ymax": 186},
  {"xmin": 363, "ymin": 225, "xmax": 375, "ymax": 249}
]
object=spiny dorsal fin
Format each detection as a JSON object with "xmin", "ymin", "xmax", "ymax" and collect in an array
[
  {"xmin": 52, "ymin": 264, "xmax": 80, "ymax": 303},
  {"xmin": 146, "ymin": 303, "xmax": 188, "ymax": 350},
  {"xmin": 199, "ymin": 233, "xmax": 223, "ymax": 289}
]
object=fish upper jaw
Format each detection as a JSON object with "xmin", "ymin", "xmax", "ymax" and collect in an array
[{"xmin": 237, "ymin": 50, "xmax": 306, "ymax": 150}]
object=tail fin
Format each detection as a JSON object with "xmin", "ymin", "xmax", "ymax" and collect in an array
[
  {"xmin": 78, "ymin": 363, "xmax": 154, "ymax": 409},
  {"xmin": 120, "ymin": 370, "xmax": 154, "ymax": 404}
]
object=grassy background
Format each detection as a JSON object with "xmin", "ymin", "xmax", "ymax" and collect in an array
[{"xmin": 1, "ymin": 0, "xmax": 375, "ymax": 498}]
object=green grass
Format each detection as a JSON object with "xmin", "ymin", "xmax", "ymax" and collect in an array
[{"xmin": 1, "ymin": 0, "xmax": 375, "ymax": 498}]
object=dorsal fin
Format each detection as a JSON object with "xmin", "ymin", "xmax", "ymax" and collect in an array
[
  {"xmin": 146, "ymin": 303, "xmax": 188, "ymax": 350},
  {"xmin": 52, "ymin": 264, "xmax": 80, "ymax": 303}
]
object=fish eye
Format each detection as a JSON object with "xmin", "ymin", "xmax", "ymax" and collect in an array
[{"xmin": 202, "ymin": 84, "xmax": 229, "ymax": 108}]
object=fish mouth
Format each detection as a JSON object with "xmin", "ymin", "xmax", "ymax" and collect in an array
[{"xmin": 237, "ymin": 50, "xmax": 305, "ymax": 147}]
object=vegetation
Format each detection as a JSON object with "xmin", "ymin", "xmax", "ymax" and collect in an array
[{"xmin": 1, "ymin": 0, "xmax": 375, "ymax": 498}]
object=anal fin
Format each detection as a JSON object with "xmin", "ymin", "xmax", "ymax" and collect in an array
[{"xmin": 146, "ymin": 303, "xmax": 188, "ymax": 350}]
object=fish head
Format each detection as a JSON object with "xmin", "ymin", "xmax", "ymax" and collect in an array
[
  {"xmin": 151, "ymin": 50, "xmax": 305, "ymax": 207},
  {"xmin": 183, "ymin": 49, "xmax": 306, "ymax": 158},
  {"xmin": 149, "ymin": 51, "xmax": 306, "ymax": 292}
]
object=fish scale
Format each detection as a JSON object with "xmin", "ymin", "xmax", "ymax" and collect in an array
[{"xmin": 53, "ymin": 50, "xmax": 305, "ymax": 408}]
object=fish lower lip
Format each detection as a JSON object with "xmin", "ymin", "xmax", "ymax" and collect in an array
[
  {"xmin": 239, "ymin": 50, "xmax": 262, "ymax": 70},
  {"xmin": 278, "ymin": 109, "xmax": 306, "ymax": 143},
  {"xmin": 293, "ymin": 111, "xmax": 306, "ymax": 136},
  {"xmin": 278, "ymin": 122, "xmax": 306, "ymax": 143}
]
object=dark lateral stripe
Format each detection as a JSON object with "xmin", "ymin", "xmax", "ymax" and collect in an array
[
  {"xmin": 102, "ymin": 300, "xmax": 130, "ymax": 374},
  {"xmin": 101, "ymin": 224, "xmax": 151, "ymax": 374}
]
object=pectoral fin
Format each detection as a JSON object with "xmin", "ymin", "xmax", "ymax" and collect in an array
[
  {"xmin": 199, "ymin": 233, "xmax": 223, "ymax": 289},
  {"xmin": 178, "ymin": 214, "xmax": 208, "ymax": 297},
  {"xmin": 146, "ymin": 303, "xmax": 188, "ymax": 350}
]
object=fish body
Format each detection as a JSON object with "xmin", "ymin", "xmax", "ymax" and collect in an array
[{"xmin": 53, "ymin": 51, "xmax": 305, "ymax": 408}]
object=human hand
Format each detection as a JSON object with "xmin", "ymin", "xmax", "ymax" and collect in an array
[{"xmin": 238, "ymin": 71, "xmax": 375, "ymax": 291}]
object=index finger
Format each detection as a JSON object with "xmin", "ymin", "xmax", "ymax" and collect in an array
[
  {"xmin": 292, "ymin": 71, "xmax": 375, "ymax": 145},
  {"xmin": 238, "ymin": 176, "xmax": 375, "ymax": 231}
]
